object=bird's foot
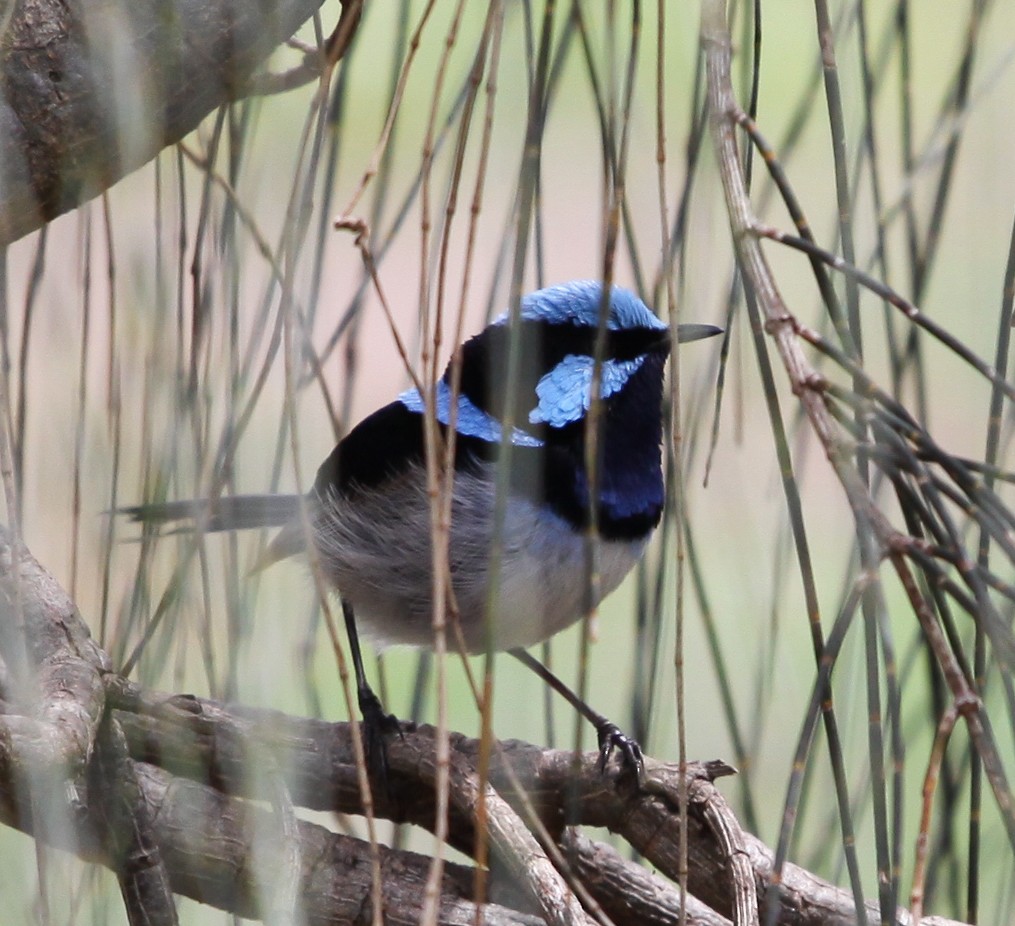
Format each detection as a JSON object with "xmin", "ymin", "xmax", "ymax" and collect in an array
[
  {"xmin": 357, "ymin": 687, "xmax": 405, "ymax": 792},
  {"xmin": 595, "ymin": 719, "xmax": 645, "ymax": 783}
]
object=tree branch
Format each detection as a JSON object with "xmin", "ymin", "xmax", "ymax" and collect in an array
[
  {"xmin": 0, "ymin": 522, "xmax": 973, "ymax": 926},
  {"xmin": 0, "ymin": 523, "xmax": 108, "ymax": 848},
  {"xmin": 0, "ymin": 0, "xmax": 341, "ymax": 244},
  {"xmin": 92, "ymin": 716, "xmax": 178, "ymax": 926}
]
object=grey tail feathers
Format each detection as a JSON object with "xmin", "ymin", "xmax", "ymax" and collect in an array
[{"xmin": 120, "ymin": 494, "xmax": 306, "ymax": 534}]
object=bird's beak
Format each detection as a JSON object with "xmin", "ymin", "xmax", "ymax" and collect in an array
[{"xmin": 675, "ymin": 323, "xmax": 723, "ymax": 343}]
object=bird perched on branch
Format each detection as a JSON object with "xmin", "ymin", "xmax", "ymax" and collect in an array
[{"xmin": 123, "ymin": 280, "xmax": 720, "ymax": 781}]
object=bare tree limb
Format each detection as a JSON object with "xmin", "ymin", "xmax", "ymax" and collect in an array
[
  {"xmin": 0, "ymin": 0, "xmax": 341, "ymax": 244},
  {"xmin": 92, "ymin": 716, "xmax": 178, "ymax": 926},
  {"xmin": 0, "ymin": 728, "xmax": 544, "ymax": 926},
  {"xmin": 107, "ymin": 681, "xmax": 966, "ymax": 926},
  {"xmin": 130, "ymin": 759, "xmax": 545, "ymax": 926},
  {"xmin": 560, "ymin": 831, "xmax": 733, "ymax": 926},
  {"xmin": 0, "ymin": 524, "xmax": 108, "ymax": 850},
  {"xmin": 0, "ymin": 524, "xmax": 974, "ymax": 926},
  {"xmin": 675, "ymin": 773, "xmax": 757, "ymax": 926}
]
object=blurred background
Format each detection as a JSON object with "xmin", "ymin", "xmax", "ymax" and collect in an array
[{"xmin": 2, "ymin": 1, "xmax": 1014, "ymax": 923}]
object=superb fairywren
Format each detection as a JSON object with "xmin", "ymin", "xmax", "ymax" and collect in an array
[{"xmin": 124, "ymin": 280, "xmax": 720, "ymax": 779}]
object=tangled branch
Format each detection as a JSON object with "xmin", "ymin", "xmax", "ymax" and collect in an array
[{"xmin": 0, "ymin": 523, "xmax": 971, "ymax": 926}]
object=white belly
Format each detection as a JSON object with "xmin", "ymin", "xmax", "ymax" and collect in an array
[{"xmin": 310, "ymin": 464, "xmax": 647, "ymax": 653}]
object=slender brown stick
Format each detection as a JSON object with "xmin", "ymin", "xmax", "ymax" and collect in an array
[{"xmin": 910, "ymin": 705, "xmax": 959, "ymax": 924}]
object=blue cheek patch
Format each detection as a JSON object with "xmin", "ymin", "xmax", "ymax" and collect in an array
[
  {"xmin": 529, "ymin": 354, "xmax": 645, "ymax": 428},
  {"xmin": 399, "ymin": 382, "xmax": 544, "ymax": 448}
]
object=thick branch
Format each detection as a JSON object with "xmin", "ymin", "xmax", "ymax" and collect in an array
[
  {"xmin": 109, "ymin": 683, "xmax": 961, "ymax": 926},
  {"xmin": 0, "ymin": 0, "xmax": 332, "ymax": 244},
  {"xmin": 0, "ymin": 732, "xmax": 542, "ymax": 926},
  {"xmin": 92, "ymin": 717, "xmax": 178, "ymax": 926},
  {"xmin": 0, "ymin": 525, "xmax": 108, "ymax": 844},
  {"xmin": 0, "ymin": 526, "xmax": 971, "ymax": 926},
  {"xmin": 561, "ymin": 831, "xmax": 733, "ymax": 926},
  {"xmin": 132, "ymin": 760, "xmax": 542, "ymax": 926}
]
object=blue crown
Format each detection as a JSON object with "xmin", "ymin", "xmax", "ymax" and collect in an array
[{"xmin": 494, "ymin": 279, "xmax": 667, "ymax": 331}]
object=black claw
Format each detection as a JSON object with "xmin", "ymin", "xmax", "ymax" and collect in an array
[
  {"xmin": 357, "ymin": 687, "xmax": 403, "ymax": 789},
  {"xmin": 166, "ymin": 693, "xmax": 203, "ymax": 714},
  {"xmin": 596, "ymin": 720, "xmax": 644, "ymax": 782}
]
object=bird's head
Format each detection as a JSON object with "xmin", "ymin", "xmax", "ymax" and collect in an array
[
  {"xmin": 399, "ymin": 280, "xmax": 719, "ymax": 455},
  {"xmin": 393, "ymin": 281, "xmax": 719, "ymax": 535},
  {"xmin": 450, "ymin": 280, "xmax": 719, "ymax": 436}
]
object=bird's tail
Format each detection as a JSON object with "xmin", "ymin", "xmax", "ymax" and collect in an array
[
  {"xmin": 119, "ymin": 494, "xmax": 315, "ymax": 571},
  {"xmin": 120, "ymin": 493, "xmax": 305, "ymax": 532}
]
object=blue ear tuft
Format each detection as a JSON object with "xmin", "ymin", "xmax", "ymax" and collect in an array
[
  {"xmin": 496, "ymin": 281, "xmax": 667, "ymax": 331},
  {"xmin": 529, "ymin": 355, "xmax": 647, "ymax": 428}
]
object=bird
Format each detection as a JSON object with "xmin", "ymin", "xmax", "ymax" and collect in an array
[{"xmin": 123, "ymin": 280, "xmax": 721, "ymax": 781}]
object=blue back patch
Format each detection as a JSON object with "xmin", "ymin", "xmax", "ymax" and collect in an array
[{"xmin": 399, "ymin": 382, "xmax": 544, "ymax": 448}]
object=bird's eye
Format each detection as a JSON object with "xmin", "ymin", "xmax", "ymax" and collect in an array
[{"xmin": 604, "ymin": 326, "xmax": 670, "ymax": 362}]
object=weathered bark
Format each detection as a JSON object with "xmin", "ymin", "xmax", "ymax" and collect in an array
[
  {"xmin": 0, "ymin": 524, "xmax": 974, "ymax": 926},
  {"xmin": 105, "ymin": 687, "xmax": 912, "ymax": 926},
  {"xmin": 0, "ymin": 519, "xmax": 109, "ymax": 848},
  {"xmin": 0, "ymin": 0, "xmax": 331, "ymax": 244}
]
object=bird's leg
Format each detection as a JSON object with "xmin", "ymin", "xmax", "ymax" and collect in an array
[
  {"xmin": 341, "ymin": 600, "xmax": 401, "ymax": 784},
  {"xmin": 510, "ymin": 648, "xmax": 644, "ymax": 782}
]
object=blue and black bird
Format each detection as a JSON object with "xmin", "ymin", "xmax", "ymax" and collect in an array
[{"xmin": 124, "ymin": 280, "xmax": 720, "ymax": 778}]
